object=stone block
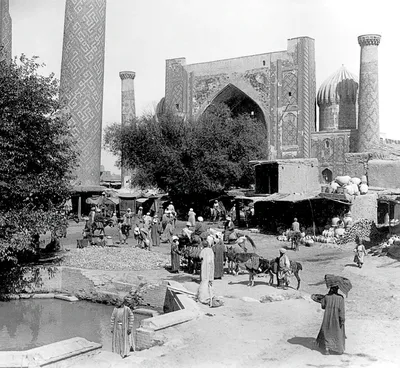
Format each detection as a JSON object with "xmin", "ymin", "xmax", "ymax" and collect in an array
[
  {"xmin": 0, "ymin": 337, "xmax": 102, "ymax": 368},
  {"xmin": 31, "ymin": 293, "xmax": 55, "ymax": 299},
  {"xmin": 54, "ymin": 294, "xmax": 79, "ymax": 302},
  {"xmin": 141, "ymin": 308, "xmax": 198, "ymax": 331},
  {"xmin": 135, "ymin": 327, "xmax": 155, "ymax": 351},
  {"xmin": 19, "ymin": 294, "xmax": 33, "ymax": 299}
]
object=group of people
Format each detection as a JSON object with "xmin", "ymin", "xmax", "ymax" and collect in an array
[
  {"xmin": 110, "ymin": 205, "xmax": 362, "ymax": 359},
  {"xmin": 117, "ymin": 203, "xmax": 179, "ymax": 249}
]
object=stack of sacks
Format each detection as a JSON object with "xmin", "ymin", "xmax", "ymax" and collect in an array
[{"xmin": 329, "ymin": 175, "xmax": 369, "ymax": 196}]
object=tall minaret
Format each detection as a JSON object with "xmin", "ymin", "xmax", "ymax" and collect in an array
[
  {"xmin": 119, "ymin": 71, "xmax": 136, "ymax": 186},
  {"xmin": 60, "ymin": 0, "xmax": 107, "ymax": 187},
  {"xmin": 357, "ymin": 34, "xmax": 381, "ymax": 152},
  {"xmin": 0, "ymin": 0, "xmax": 12, "ymax": 62}
]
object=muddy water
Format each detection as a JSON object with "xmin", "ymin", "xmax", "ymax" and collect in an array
[{"xmin": 0, "ymin": 299, "xmax": 126, "ymax": 351}]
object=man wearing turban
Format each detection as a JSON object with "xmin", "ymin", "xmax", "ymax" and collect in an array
[{"xmin": 278, "ymin": 248, "xmax": 291, "ymax": 288}]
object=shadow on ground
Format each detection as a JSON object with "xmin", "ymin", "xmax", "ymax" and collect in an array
[{"xmin": 287, "ymin": 336, "xmax": 319, "ymax": 352}]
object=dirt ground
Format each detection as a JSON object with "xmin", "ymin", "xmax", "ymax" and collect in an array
[{"xmin": 63, "ymin": 221, "xmax": 400, "ymax": 368}]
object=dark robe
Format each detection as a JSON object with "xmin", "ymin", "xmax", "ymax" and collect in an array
[
  {"xmin": 151, "ymin": 220, "xmax": 161, "ymax": 247},
  {"xmin": 194, "ymin": 222, "xmax": 208, "ymax": 239},
  {"xmin": 212, "ymin": 239, "xmax": 225, "ymax": 279},
  {"xmin": 171, "ymin": 242, "xmax": 181, "ymax": 272},
  {"xmin": 316, "ymin": 292, "xmax": 346, "ymax": 354}
]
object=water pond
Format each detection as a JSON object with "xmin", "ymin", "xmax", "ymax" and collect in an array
[{"xmin": 0, "ymin": 299, "xmax": 145, "ymax": 351}]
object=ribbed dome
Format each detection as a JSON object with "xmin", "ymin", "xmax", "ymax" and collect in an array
[{"xmin": 317, "ymin": 66, "xmax": 358, "ymax": 105}]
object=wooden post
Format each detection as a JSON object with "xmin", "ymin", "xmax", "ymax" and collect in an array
[{"xmin": 78, "ymin": 195, "xmax": 82, "ymax": 220}]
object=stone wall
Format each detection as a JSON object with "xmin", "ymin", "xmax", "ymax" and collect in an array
[
  {"xmin": 368, "ymin": 160, "xmax": 400, "ymax": 189},
  {"xmin": 278, "ymin": 159, "xmax": 320, "ymax": 193},
  {"xmin": 350, "ymin": 193, "xmax": 378, "ymax": 223},
  {"xmin": 33, "ymin": 267, "xmax": 168, "ymax": 311}
]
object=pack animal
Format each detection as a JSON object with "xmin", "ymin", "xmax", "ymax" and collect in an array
[
  {"xmin": 265, "ymin": 257, "xmax": 303, "ymax": 290},
  {"xmin": 234, "ymin": 252, "xmax": 270, "ymax": 287},
  {"xmin": 182, "ymin": 245, "xmax": 203, "ymax": 274}
]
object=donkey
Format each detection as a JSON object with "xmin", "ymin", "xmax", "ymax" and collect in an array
[
  {"xmin": 233, "ymin": 252, "xmax": 270, "ymax": 287},
  {"xmin": 265, "ymin": 258, "xmax": 303, "ymax": 290}
]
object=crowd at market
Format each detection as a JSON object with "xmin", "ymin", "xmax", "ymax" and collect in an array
[{"xmin": 84, "ymin": 199, "xmax": 363, "ymax": 359}]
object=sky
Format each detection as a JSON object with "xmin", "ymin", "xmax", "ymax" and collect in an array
[{"xmin": 8, "ymin": 0, "xmax": 400, "ymax": 174}]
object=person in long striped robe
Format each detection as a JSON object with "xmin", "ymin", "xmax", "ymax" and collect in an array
[{"xmin": 110, "ymin": 299, "xmax": 134, "ymax": 358}]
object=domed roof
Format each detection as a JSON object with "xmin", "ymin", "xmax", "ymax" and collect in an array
[{"xmin": 317, "ymin": 66, "xmax": 358, "ymax": 105}]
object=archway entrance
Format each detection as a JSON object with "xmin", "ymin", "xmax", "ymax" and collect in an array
[
  {"xmin": 322, "ymin": 168, "xmax": 332, "ymax": 183},
  {"xmin": 203, "ymin": 84, "xmax": 266, "ymax": 127}
]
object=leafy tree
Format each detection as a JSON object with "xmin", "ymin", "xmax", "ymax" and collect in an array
[
  {"xmin": 104, "ymin": 104, "xmax": 268, "ymax": 211},
  {"xmin": 0, "ymin": 55, "xmax": 77, "ymax": 297}
]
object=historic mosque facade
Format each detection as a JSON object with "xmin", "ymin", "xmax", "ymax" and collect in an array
[
  {"xmin": 159, "ymin": 35, "xmax": 383, "ymax": 184},
  {"xmin": 0, "ymin": 0, "xmax": 389, "ymax": 191}
]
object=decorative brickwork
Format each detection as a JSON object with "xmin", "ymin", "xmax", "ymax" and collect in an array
[
  {"xmin": 120, "ymin": 71, "xmax": 136, "ymax": 123},
  {"xmin": 357, "ymin": 34, "xmax": 381, "ymax": 153},
  {"xmin": 165, "ymin": 58, "xmax": 186, "ymax": 113},
  {"xmin": 120, "ymin": 71, "xmax": 136, "ymax": 182},
  {"xmin": 0, "ymin": 0, "xmax": 12, "ymax": 62},
  {"xmin": 282, "ymin": 112, "xmax": 298, "ymax": 146},
  {"xmin": 311, "ymin": 131, "xmax": 353, "ymax": 181},
  {"xmin": 296, "ymin": 37, "xmax": 316, "ymax": 158},
  {"xmin": 60, "ymin": 0, "xmax": 106, "ymax": 187},
  {"xmin": 164, "ymin": 37, "xmax": 316, "ymax": 160}
]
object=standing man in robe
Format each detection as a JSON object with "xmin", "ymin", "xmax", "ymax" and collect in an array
[
  {"xmin": 110, "ymin": 297, "xmax": 134, "ymax": 358},
  {"xmin": 151, "ymin": 215, "xmax": 161, "ymax": 247},
  {"xmin": 212, "ymin": 234, "xmax": 225, "ymax": 279},
  {"xmin": 188, "ymin": 208, "xmax": 196, "ymax": 227},
  {"xmin": 200, "ymin": 236, "xmax": 215, "ymax": 282},
  {"xmin": 170, "ymin": 235, "xmax": 181, "ymax": 273},
  {"xmin": 316, "ymin": 284, "xmax": 346, "ymax": 355},
  {"xmin": 161, "ymin": 211, "xmax": 174, "ymax": 243},
  {"xmin": 278, "ymin": 248, "xmax": 291, "ymax": 288},
  {"xmin": 291, "ymin": 217, "xmax": 301, "ymax": 251}
]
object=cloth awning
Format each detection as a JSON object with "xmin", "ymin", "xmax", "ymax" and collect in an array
[
  {"xmin": 118, "ymin": 191, "xmax": 141, "ymax": 199},
  {"xmin": 234, "ymin": 196, "xmax": 269, "ymax": 203},
  {"xmin": 378, "ymin": 194, "xmax": 400, "ymax": 204},
  {"xmin": 319, "ymin": 192, "xmax": 353, "ymax": 204},
  {"xmin": 248, "ymin": 192, "xmax": 321, "ymax": 203},
  {"xmin": 136, "ymin": 197, "xmax": 149, "ymax": 204},
  {"xmin": 86, "ymin": 196, "xmax": 119, "ymax": 205}
]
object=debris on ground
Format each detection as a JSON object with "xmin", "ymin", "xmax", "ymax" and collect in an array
[{"xmin": 61, "ymin": 247, "xmax": 170, "ymax": 271}]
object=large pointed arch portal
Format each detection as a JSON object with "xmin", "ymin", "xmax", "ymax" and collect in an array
[{"xmin": 202, "ymin": 84, "xmax": 266, "ymax": 127}]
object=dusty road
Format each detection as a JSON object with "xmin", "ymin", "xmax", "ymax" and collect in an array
[{"xmin": 65, "ymin": 221, "xmax": 400, "ymax": 368}]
